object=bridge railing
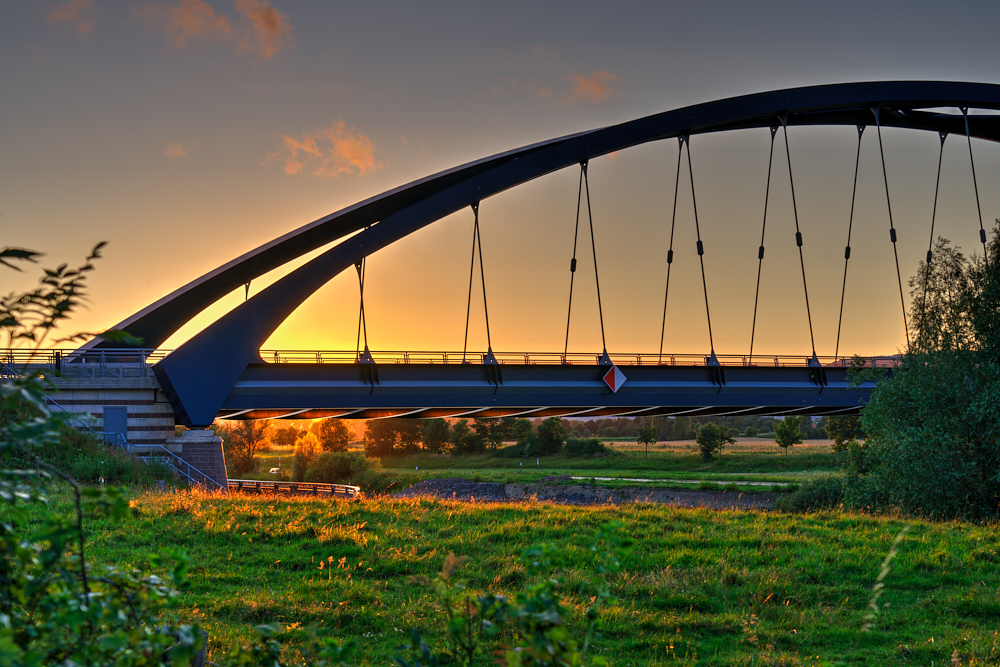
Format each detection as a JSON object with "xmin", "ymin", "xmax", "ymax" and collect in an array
[
  {"xmin": 261, "ymin": 349, "xmax": 901, "ymax": 368},
  {"xmin": 0, "ymin": 348, "xmax": 901, "ymax": 376},
  {"xmin": 0, "ymin": 348, "xmax": 167, "ymax": 379},
  {"xmin": 228, "ymin": 478, "xmax": 360, "ymax": 498}
]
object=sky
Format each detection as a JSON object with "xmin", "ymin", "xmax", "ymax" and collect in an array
[{"xmin": 2, "ymin": 0, "xmax": 998, "ymax": 360}]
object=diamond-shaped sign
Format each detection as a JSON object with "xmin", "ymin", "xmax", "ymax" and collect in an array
[{"xmin": 602, "ymin": 365, "xmax": 626, "ymax": 393}]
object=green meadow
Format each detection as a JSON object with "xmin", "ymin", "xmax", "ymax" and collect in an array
[
  {"xmin": 254, "ymin": 439, "xmax": 839, "ymax": 490},
  {"xmin": 68, "ymin": 489, "xmax": 1000, "ymax": 666}
]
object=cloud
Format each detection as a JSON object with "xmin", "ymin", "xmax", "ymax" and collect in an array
[
  {"xmin": 164, "ymin": 141, "xmax": 197, "ymax": 158},
  {"xmin": 48, "ymin": 0, "xmax": 97, "ymax": 34},
  {"xmin": 134, "ymin": 0, "xmax": 232, "ymax": 48},
  {"xmin": 265, "ymin": 121, "xmax": 382, "ymax": 178},
  {"xmin": 134, "ymin": 0, "xmax": 293, "ymax": 60},
  {"xmin": 234, "ymin": 0, "xmax": 294, "ymax": 60},
  {"xmin": 569, "ymin": 69, "xmax": 621, "ymax": 103}
]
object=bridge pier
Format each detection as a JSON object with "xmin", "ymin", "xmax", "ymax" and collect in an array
[{"xmin": 45, "ymin": 375, "xmax": 228, "ymax": 489}]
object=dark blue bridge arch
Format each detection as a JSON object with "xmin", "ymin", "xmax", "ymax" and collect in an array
[{"xmin": 86, "ymin": 81, "xmax": 999, "ymax": 426}]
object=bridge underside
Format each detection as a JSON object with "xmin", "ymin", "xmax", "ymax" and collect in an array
[{"xmin": 214, "ymin": 363, "xmax": 873, "ymax": 421}]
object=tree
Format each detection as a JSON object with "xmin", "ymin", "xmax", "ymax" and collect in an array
[
  {"xmin": 396, "ymin": 419, "xmax": 423, "ymax": 452},
  {"xmin": 0, "ymin": 245, "xmax": 212, "ymax": 666},
  {"xmin": 472, "ymin": 417, "xmax": 510, "ymax": 450},
  {"xmin": 365, "ymin": 419, "xmax": 398, "ymax": 457},
  {"xmin": 218, "ymin": 419, "xmax": 272, "ymax": 475},
  {"xmin": 774, "ymin": 416, "xmax": 803, "ymax": 455},
  {"xmin": 511, "ymin": 418, "xmax": 533, "ymax": 442},
  {"xmin": 421, "ymin": 418, "xmax": 451, "ymax": 453},
  {"xmin": 450, "ymin": 418, "xmax": 481, "ymax": 454},
  {"xmin": 272, "ymin": 424, "xmax": 303, "ymax": 449},
  {"xmin": 848, "ymin": 226, "xmax": 1000, "ymax": 520},
  {"xmin": 292, "ymin": 432, "xmax": 319, "ymax": 481},
  {"xmin": 311, "ymin": 418, "xmax": 350, "ymax": 452},
  {"xmin": 695, "ymin": 422, "xmax": 735, "ymax": 460},
  {"xmin": 636, "ymin": 425, "xmax": 657, "ymax": 457},
  {"xmin": 533, "ymin": 417, "xmax": 569, "ymax": 456},
  {"xmin": 824, "ymin": 415, "xmax": 865, "ymax": 452}
]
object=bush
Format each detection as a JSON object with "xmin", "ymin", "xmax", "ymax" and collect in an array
[
  {"xmin": 776, "ymin": 476, "xmax": 845, "ymax": 512},
  {"xmin": 695, "ymin": 422, "xmax": 735, "ymax": 460},
  {"xmin": 562, "ymin": 437, "xmax": 612, "ymax": 458},
  {"xmin": 493, "ymin": 443, "xmax": 527, "ymax": 459},
  {"xmin": 304, "ymin": 451, "xmax": 399, "ymax": 493}
]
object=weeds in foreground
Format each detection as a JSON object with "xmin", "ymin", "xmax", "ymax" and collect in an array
[{"xmin": 395, "ymin": 523, "xmax": 629, "ymax": 666}]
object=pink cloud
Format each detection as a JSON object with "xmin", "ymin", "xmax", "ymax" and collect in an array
[
  {"xmin": 234, "ymin": 0, "xmax": 294, "ymax": 60},
  {"xmin": 266, "ymin": 121, "xmax": 382, "ymax": 178},
  {"xmin": 48, "ymin": 0, "xmax": 97, "ymax": 34},
  {"xmin": 134, "ymin": 0, "xmax": 232, "ymax": 48},
  {"xmin": 135, "ymin": 0, "xmax": 293, "ymax": 60},
  {"xmin": 164, "ymin": 141, "xmax": 197, "ymax": 158},
  {"xmin": 569, "ymin": 69, "xmax": 621, "ymax": 103}
]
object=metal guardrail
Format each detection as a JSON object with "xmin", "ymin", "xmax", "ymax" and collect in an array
[
  {"xmin": 228, "ymin": 479, "xmax": 360, "ymax": 498},
  {"xmin": 0, "ymin": 348, "xmax": 901, "ymax": 377}
]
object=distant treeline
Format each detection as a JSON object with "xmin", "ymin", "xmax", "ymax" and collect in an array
[{"xmin": 265, "ymin": 414, "xmax": 831, "ymax": 460}]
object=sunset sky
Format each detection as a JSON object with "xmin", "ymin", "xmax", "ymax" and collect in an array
[{"xmin": 2, "ymin": 0, "xmax": 998, "ymax": 360}]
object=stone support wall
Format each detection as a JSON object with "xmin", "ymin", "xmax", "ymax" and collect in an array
[
  {"xmin": 164, "ymin": 429, "xmax": 229, "ymax": 490},
  {"xmin": 47, "ymin": 376, "xmax": 175, "ymax": 446},
  {"xmin": 45, "ymin": 376, "xmax": 228, "ymax": 491}
]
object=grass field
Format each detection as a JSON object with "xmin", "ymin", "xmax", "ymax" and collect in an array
[
  {"xmin": 68, "ymin": 488, "xmax": 1000, "ymax": 666},
  {"xmin": 252, "ymin": 439, "xmax": 840, "ymax": 491}
]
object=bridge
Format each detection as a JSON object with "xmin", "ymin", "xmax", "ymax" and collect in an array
[{"xmin": 11, "ymin": 80, "xmax": 997, "ymax": 488}]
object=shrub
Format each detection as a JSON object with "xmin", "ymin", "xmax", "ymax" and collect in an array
[
  {"xmin": 776, "ymin": 476, "xmax": 845, "ymax": 512},
  {"xmin": 530, "ymin": 417, "xmax": 568, "ymax": 456},
  {"xmin": 562, "ymin": 437, "xmax": 612, "ymax": 458},
  {"xmin": 695, "ymin": 422, "xmax": 735, "ymax": 460},
  {"xmin": 493, "ymin": 443, "xmax": 528, "ymax": 459},
  {"xmin": 304, "ymin": 451, "xmax": 397, "ymax": 493}
]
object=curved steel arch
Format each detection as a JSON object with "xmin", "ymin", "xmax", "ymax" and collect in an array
[{"xmin": 137, "ymin": 81, "xmax": 999, "ymax": 425}]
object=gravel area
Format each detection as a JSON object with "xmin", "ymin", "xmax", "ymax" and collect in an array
[{"xmin": 396, "ymin": 477, "xmax": 777, "ymax": 510}]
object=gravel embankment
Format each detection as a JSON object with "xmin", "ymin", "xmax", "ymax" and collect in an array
[{"xmin": 396, "ymin": 477, "xmax": 777, "ymax": 510}]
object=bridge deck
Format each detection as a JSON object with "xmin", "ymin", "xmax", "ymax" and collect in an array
[{"xmin": 217, "ymin": 361, "xmax": 875, "ymax": 420}]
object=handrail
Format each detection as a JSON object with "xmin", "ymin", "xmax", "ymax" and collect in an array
[
  {"xmin": 102, "ymin": 432, "xmax": 225, "ymax": 491},
  {"xmin": 0, "ymin": 347, "xmax": 902, "ymax": 373},
  {"xmin": 228, "ymin": 478, "xmax": 360, "ymax": 498}
]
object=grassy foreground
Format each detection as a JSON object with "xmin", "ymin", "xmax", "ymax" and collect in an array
[{"xmin": 72, "ymin": 489, "xmax": 1000, "ymax": 666}]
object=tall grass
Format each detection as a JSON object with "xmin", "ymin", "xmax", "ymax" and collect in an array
[{"xmin": 63, "ymin": 489, "xmax": 1000, "ymax": 666}]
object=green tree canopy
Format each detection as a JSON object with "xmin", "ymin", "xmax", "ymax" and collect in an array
[
  {"xmin": 774, "ymin": 416, "xmax": 804, "ymax": 454},
  {"xmin": 849, "ymin": 225, "xmax": 1000, "ymax": 520},
  {"xmin": 311, "ymin": 418, "xmax": 350, "ymax": 452},
  {"xmin": 420, "ymin": 418, "xmax": 451, "ymax": 454},
  {"xmin": 695, "ymin": 422, "xmax": 735, "ymax": 460}
]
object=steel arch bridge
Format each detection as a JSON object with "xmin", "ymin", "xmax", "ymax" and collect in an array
[{"xmin": 82, "ymin": 81, "xmax": 1000, "ymax": 426}]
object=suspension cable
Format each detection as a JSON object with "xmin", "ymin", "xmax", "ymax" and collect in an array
[
  {"xmin": 781, "ymin": 114, "xmax": 818, "ymax": 358},
  {"xmin": 463, "ymin": 203, "xmax": 493, "ymax": 360},
  {"xmin": 834, "ymin": 125, "xmax": 866, "ymax": 358},
  {"xmin": 355, "ymin": 257, "xmax": 369, "ymax": 359},
  {"xmin": 474, "ymin": 203, "xmax": 493, "ymax": 352},
  {"xmin": 874, "ymin": 106, "xmax": 910, "ymax": 349},
  {"xmin": 684, "ymin": 135, "xmax": 716, "ymax": 354},
  {"xmin": 658, "ymin": 137, "xmax": 683, "ymax": 361},
  {"xmin": 564, "ymin": 163, "xmax": 585, "ymax": 359},
  {"xmin": 749, "ymin": 126, "xmax": 778, "ymax": 364},
  {"xmin": 917, "ymin": 132, "xmax": 948, "ymax": 342},
  {"xmin": 582, "ymin": 162, "xmax": 609, "ymax": 357},
  {"xmin": 962, "ymin": 107, "xmax": 989, "ymax": 265}
]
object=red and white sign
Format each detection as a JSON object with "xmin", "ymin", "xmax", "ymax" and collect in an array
[{"xmin": 603, "ymin": 365, "xmax": 626, "ymax": 393}]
